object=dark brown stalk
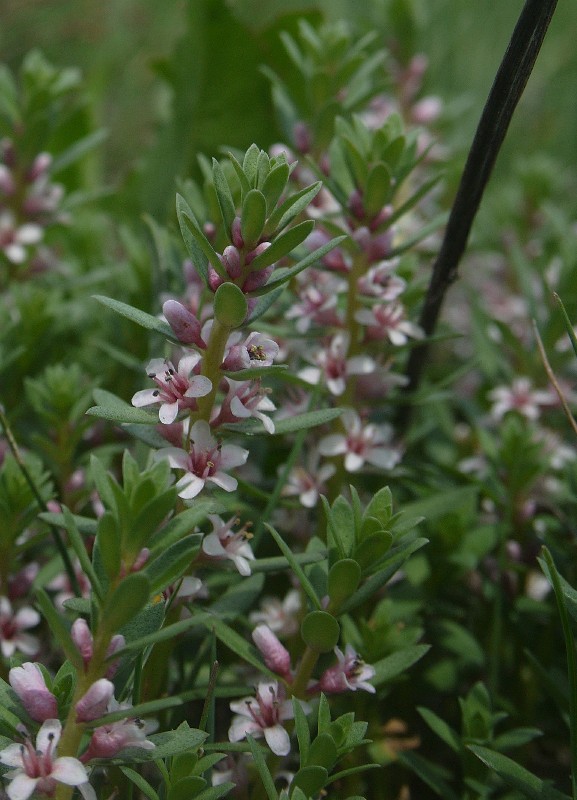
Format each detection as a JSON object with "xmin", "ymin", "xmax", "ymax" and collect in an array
[{"xmin": 400, "ymin": 0, "xmax": 559, "ymax": 422}]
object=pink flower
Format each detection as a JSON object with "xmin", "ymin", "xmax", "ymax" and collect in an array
[
  {"xmin": 76, "ymin": 679, "xmax": 115, "ymax": 722},
  {"xmin": 228, "ymin": 682, "xmax": 295, "ymax": 756},
  {"xmin": 0, "ymin": 597, "xmax": 40, "ymax": 658},
  {"xmin": 156, "ymin": 420, "xmax": 248, "ymax": 498},
  {"xmin": 282, "ymin": 455, "xmax": 335, "ymax": 509},
  {"xmin": 0, "ymin": 719, "xmax": 95, "ymax": 800},
  {"xmin": 222, "ymin": 332, "xmax": 279, "ymax": 371},
  {"xmin": 132, "ymin": 356, "xmax": 212, "ymax": 424},
  {"xmin": 315, "ymin": 645, "xmax": 376, "ymax": 694},
  {"xmin": 9, "ymin": 663, "xmax": 58, "ymax": 723},
  {"xmin": 79, "ymin": 698, "xmax": 155, "ymax": 762},
  {"xmin": 357, "ymin": 260, "xmax": 405, "ymax": 300},
  {"xmin": 355, "ymin": 302, "xmax": 423, "ymax": 345},
  {"xmin": 285, "ymin": 273, "xmax": 342, "ymax": 333},
  {"xmin": 298, "ymin": 332, "xmax": 375, "ymax": 396},
  {"xmin": 252, "ymin": 625, "xmax": 293, "ymax": 681},
  {"xmin": 202, "ymin": 515, "xmax": 255, "ymax": 576},
  {"xmin": 213, "ymin": 379, "xmax": 276, "ymax": 433},
  {"xmin": 488, "ymin": 377, "xmax": 554, "ymax": 421},
  {"xmin": 249, "ymin": 590, "xmax": 302, "ymax": 638},
  {"xmin": 318, "ymin": 408, "xmax": 400, "ymax": 472}
]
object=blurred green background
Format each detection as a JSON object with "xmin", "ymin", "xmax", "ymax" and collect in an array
[{"xmin": 2, "ymin": 0, "xmax": 576, "ymax": 218}]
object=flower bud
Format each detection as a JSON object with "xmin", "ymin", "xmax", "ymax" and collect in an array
[
  {"xmin": 71, "ymin": 618, "xmax": 93, "ymax": 667},
  {"xmin": 76, "ymin": 679, "xmax": 115, "ymax": 722},
  {"xmin": 242, "ymin": 265, "xmax": 273, "ymax": 293},
  {"xmin": 245, "ymin": 241, "xmax": 271, "ymax": 266},
  {"xmin": 252, "ymin": 625, "xmax": 293, "ymax": 680},
  {"xmin": 162, "ymin": 300, "xmax": 206, "ymax": 347},
  {"xmin": 221, "ymin": 245, "xmax": 242, "ymax": 278},
  {"xmin": 231, "ymin": 216, "xmax": 244, "ymax": 249},
  {"xmin": 9, "ymin": 663, "xmax": 58, "ymax": 722}
]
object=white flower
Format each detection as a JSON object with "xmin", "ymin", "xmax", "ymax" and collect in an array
[
  {"xmin": 488, "ymin": 377, "xmax": 553, "ymax": 421},
  {"xmin": 202, "ymin": 514, "xmax": 255, "ymax": 576},
  {"xmin": 318, "ymin": 644, "xmax": 376, "ymax": 694},
  {"xmin": 228, "ymin": 682, "xmax": 295, "ymax": 756},
  {"xmin": 0, "ymin": 211, "xmax": 43, "ymax": 264},
  {"xmin": 318, "ymin": 408, "xmax": 400, "ymax": 472},
  {"xmin": 299, "ymin": 332, "xmax": 374, "ymax": 396},
  {"xmin": 0, "ymin": 597, "xmax": 40, "ymax": 658},
  {"xmin": 249, "ymin": 590, "xmax": 302, "ymax": 638},
  {"xmin": 0, "ymin": 719, "xmax": 95, "ymax": 800},
  {"xmin": 155, "ymin": 420, "xmax": 248, "ymax": 498},
  {"xmin": 132, "ymin": 355, "xmax": 211, "ymax": 424}
]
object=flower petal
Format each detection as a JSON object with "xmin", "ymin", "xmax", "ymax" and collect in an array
[{"xmin": 263, "ymin": 724, "xmax": 290, "ymax": 756}]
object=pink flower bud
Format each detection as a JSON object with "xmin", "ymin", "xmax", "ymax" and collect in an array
[
  {"xmin": 203, "ymin": 221, "xmax": 217, "ymax": 241},
  {"xmin": 293, "ymin": 121, "xmax": 312, "ymax": 154},
  {"xmin": 208, "ymin": 267, "xmax": 225, "ymax": 292},
  {"xmin": 252, "ymin": 625, "xmax": 293, "ymax": 680},
  {"xmin": 76, "ymin": 678, "xmax": 115, "ymax": 722},
  {"xmin": 231, "ymin": 216, "xmax": 244, "ymax": 249},
  {"xmin": 0, "ymin": 164, "xmax": 15, "ymax": 195},
  {"xmin": 348, "ymin": 189, "xmax": 365, "ymax": 220},
  {"xmin": 105, "ymin": 634, "xmax": 126, "ymax": 679},
  {"xmin": 71, "ymin": 618, "xmax": 93, "ymax": 667},
  {"xmin": 9, "ymin": 663, "xmax": 58, "ymax": 722},
  {"xmin": 242, "ymin": 266, "xmax": 273, "ymax": 293},
  {"xmin": 132, "ymin": 547, "xmax": 150, "ymax": 571},
  {"xmin": 245, "ymin": 241, "xmax": 271, "ymax": 266},
  {"xmin": 27, "ymin": 152, "xmax": 52, "ymax": 182},
  {"xmin": 162, "ymin": 300, "xmax": 206, "ymax": 347},
  {"xmin": 221, "ymin": 245, "xmax": 242, "ymax": 278}
]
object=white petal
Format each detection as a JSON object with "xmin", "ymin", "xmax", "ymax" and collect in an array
[
  {"xmin": 159, "ymin": 401, "xmax": 179, "ymax": 424},
  {"xmin": 0, "ymin": 743, "xmax": 26, "ymax": 768},
  {"xmin": 366, "ymin": 448, "xmax": 399, "ymax": 470},
  {"xmin": 228, "ymin": 717, "xmax": 262, "ymax": 742},
  {"xmin": 256, "ymin": 412, "xmax": 275, "ymax": 434},
  {"xmin": 347, "ymin": 355, "xmax": 375, "ymax": 375},
  {"xmin": 232, "ymin": 555, "xmax": 252, "ymax": 576},
  {"xmin": 298, "ymin": 366, "xmax": 321, "ymax": 385},
  {"xmin": 155, "ymin": 447, "xmax": 188, "ymax": 469},
  {"xmin": 230, "ymin": 396, "xmax": 252, "ymax": 419},
  {"xmin": 208, "ymin": 472, "xmax": 238, "ymax": 493},
  {"xmin": 36, "ymin": 719, "xmax": 62, "ymax": 751},
  {"xmin": 264, "ymin": 724, "xmax": 290, "ymax": 756},
  {"xmin": 177, "ymin": 353, "xmax": 202, "ymax": 375},
  {"xmin": 131, "ymin": 389, "xmax": 159, "ymax": 408},
  {"xmin": 318, "ymin": 435, "xmax": 346, "ymax": 457},
  {"xmin": 17, "ymin": 224, "xmax": 43, "ymax": 245},
  {"xmin": 5, "ymin": 773, "xmax": 37, "ymax": 800},
  {"xmin": 219, "ymin": 444, "xmax": 249, "ymax": 469},
  {"xmin": 13, "ymin": 608, "xmax": 40, "ymax": 629},
  {"xmin": 176, "ymin": 474, "xmax": 204, "ymax": 499},
  {"xmin": 188, "ymin": 420, "xmax": 215, "ymax": 450},
  {"xmin": 344, "ymin": 452, "xmax": 364, "ymax": 472},
  {"xmin": 5, "ymin": 243, "xmax": 26, "ymax": 264},
  {"xmin": 145, "ymin": 358, "xmax": 168, "ymax": 375},
  {"xmin": 201, "ymin": 533, "xmax": 227, "ymax": 558},
  {"xmin": 327, "ymin": 377, "xmax": 345, "ymax": 396},
  {"xmin": 51, "ymin": 757, "xmax": 89, "ymax": 786},
  {"xmin": 185, "ymin": 376, "xmax": 212, "ymax": 398}
]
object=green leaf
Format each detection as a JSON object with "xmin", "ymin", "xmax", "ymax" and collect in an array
[
  {"xmin": 249, "ymin": 219, "xmax": 314, "ymax": 271},
  {"xmin": 468, "ymin": 745, "xmax": 570, "ymax": 800},
  {"xmin": 50, "ymin": 129, "xmax": 108, "ymax": 174},
  {"xmin": 35, "ymin": 589, "xmax": 83, "ymax": 669},
  {"xmin": 306, "ymin": 733, "xmax": 338, "ymax": 770},
  {"xmin": 176, "ymin": 193, "xmax": 225, "ymax": 277},
  {"xmin": 397, "ymin": 752, "xmax": 459, "ymax": 800},
  {"xmin": 209, "ymin": 573, "xmax": 265, "ymax": 617},
  {"xmin": 226, "ymin": 407, "xmax": 342, "ymax": 436},
  {"xmin": 120, "ymin": 767, "xmax": 159, "ymax": 800},
  {"xmin": 372, "ymin": 644, "xmax": 430, "ymax": 686},
  {"xmin": 102, "ymin": 573, "xmax": 151, "ymax": 632},
  {"xmin": 175, "ymin": 194, "xmax": 209, "ymax": 284},
  {"xmin": 326, "ymin": 495, "xmax": 355, "ymax": 559},
  {"xmin": 293, "ymin": 696, "xmax": 311, "ymax": 767},
  {"xmin": 364, "ymin": 486, "xmax": 393, "ymax": 528},
  {"xmin": 241, "ymin": 189, "xmax": 267, "ymax": 247},
  {"xmin": 417, "ymin": 707, "xmax": 461, "ymax": 753},
  {"xmin": 168, "ymin": 777, "xmax": 207, "ymax": 800},
  {"xmin": 212, "ymin": 158, "xmax": 237, "ymax": 234},
  {"xmin": 301, "ymin": 611, "xmax": 340, "ymax": 653},
  {"xmin": 214, "ymin": 282, "xmax": 248, "ymax": 328},
  {"xmin": 242, "ymin": 144, "xmax": 261, "ymax": 185},
  {"xmin": 354, "ymin": 531, "xmax": 393, "ymax": 570},
  {"xmin": 261, "ymin": 161, "xmax": 290, "ymax": 215},
  {"xmin": 87, "ymin": 389, "xmax": 159, "ymax": 425},
  {"xmin": 246, "ymin": 735, "xmax": 278, "ymax": 800},
  {"xmin": 554, "ymin": 293, "xmax": 577, "ymax": 360},
  {"xmin": 252, "ymin": 235, "xmax": 348, "ymax": 296},
  {"xmin": 266, "ymin": 524, "xmax": 322, "ymax": 611},
  {"xmin": 106, "ymin": 614, "xmax": 213, "ymax": 661},
  {"xmin": 62, "ymin": 506, "xmax": 104, "ymax": 603},
  {"xmin": 264, "ymin": 182, "xmax": 322, "ymax": 237},
  {"xmin": 290, "ymin": 765, "xmax": 328, "ymax": 797},
  {"xmin": 144, "ymin": 534, "xmax": 201, "ymax": 595},
  {"xmin": 199, "ymin": 615, "xmax": 278, "ymax": 681},
  {"xmin": 93, "ymin": 295, "xmax": 175, "ymax": 340},
  {"xmin": 328, "ymin": 559, "xmax": 361, "ymax": 608}
]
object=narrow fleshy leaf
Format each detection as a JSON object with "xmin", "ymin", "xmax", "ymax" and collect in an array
[
  {"xmin": 87, "ymin": 389, "xmax": 159, "ymax": 425},
  {"xmin": 265, "ymin": 523, "xmax": 322, "ymax": 611},
  {"xmin": 103, "ymin": 573, "xmax": 151, "ymax": 632},
  {"xmin": 248, "ymin": 219, "xmax": 314, "ymax": 271},
  {"xmin": 212, "ymin": 158, "xmax": 237, "ymax": 233},
  {"xmin": 224, "ymin": 407, "xmax": 342, "ymax": 436},
  {"xmin": 468, "ymin": 746, "xmax": 570, "ymax": 800},
  {"xmin": 264, "ymin": 182, "xmax": 322, "ymax": 237},
  {"xmin": 246, "ymin": 736, "xmax": 278, "ymax": 800},
  {"xmin": 35, "ymin": 589, "xmax": 83, "ymax": 669},
  {"xmin": 241, "ymin": 189, "xmax": 267, "ymax": 247},
  {"xmin": 176, "ymin": 193, "xmax": 225, "ymax": 277},
  {"xmin": 251, "ymin": 235, "xmax": 347, "ymax": 296},
  {"xmin": 120, "ymin": 767, "xmax": 159, "ymax": 800},
  {"xmin": 62, "ymin": 506, "xmax": 104, "ymax": 603},
  {"xmin": 93, "ymin": 295, "xmax": 175, "ymax": 340}
]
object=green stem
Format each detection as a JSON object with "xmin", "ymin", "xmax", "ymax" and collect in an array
[
  {"xmin": 542, "ymin": 547, "xmax": 577, "ymax": 800},
  {"xmin": 194, "ymin": 317, "xmax": 232, "ymax": 424},
  {"xmin": 291, "ymin": 645, "xmax": 320, "ymax": 699}
]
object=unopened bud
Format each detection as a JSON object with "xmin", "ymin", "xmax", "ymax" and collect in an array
[
  {"xmin": 221, "ymin": 245, "xmax": 242, "ymax": 278},
  {"xmin": 163, "ymin": 300, "xmax": 205, "ymax": 347},
  {"xmin": 231, "ymin": 216, "xmax": 244, "ymax": 249}
]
